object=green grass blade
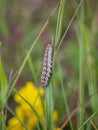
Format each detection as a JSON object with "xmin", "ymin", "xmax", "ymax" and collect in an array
[
  {"xmin": 45, "ymin": 83, "xmax": 54, "ymax": 130},
  {"xmin": 55, "ymin": 2, "xmax": 61, "ymax": 46},
  {"xmin": 78, "ymin": 26, "xmax": 85, "ymax": 130},
  {"xmin": 0, "ymin": 58, "xmax": 8, "ymax": 130},
  {"xmin": 55, "ymin": 0, "xmax": 66, "ymax": 48},
  {"xmin": 79, "ymin": 111, "xmax": 97, "ymax": 130},
  {"xmin": 0, "ymin": 58, "xmax": 8, "ymax": 111},
  {"xmin": 56, "ymin": 0, "xmax": 83, "ymax": 54},
  {"xmin": 76, "ymin": 4, "xmax": 86, "ymax": 129},
  {"xmin": 27, "ymin": 55, "xmax": 37, "ymax": 84},
  {"xmin": 78, "ymin": 25, "xmax": 85, "ymax": 130},
  {"xmin": 0, "ymin": 112, "xmax": 7, "ymax": 130}
]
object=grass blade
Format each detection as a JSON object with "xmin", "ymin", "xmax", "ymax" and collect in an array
[
  {"xmin": 55, "ymin": 0, "xmax": 66, "ymax": 48},
  {"xmin": 0, "ymin": 58, "xmax": 8, "ymax": 130},
  {"xmin": 45, "ymin": 83, "xmax": 54, "ymax": 130},
  {"xmin": 79, "ymin": 111, "xmax": 97, "ymax": 130},
  {"xmin": 76, "ymin": 4, "xmax": 86, "ymax": 129},
  {"xmin": 56, "ymin": 0, "xmax": 83, "ymax": 54},
  {"xmin": 0, "ymin": 58, "xmax": 8, "ymax": 111},
  {"xmin": 27, "ymin": 55, "xmax": 38, "ymax": 84}
]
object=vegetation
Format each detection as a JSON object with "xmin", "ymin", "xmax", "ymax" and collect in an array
[{"xmin": 0, "ymin": 0, "xmax": 98, "ymax": 129}]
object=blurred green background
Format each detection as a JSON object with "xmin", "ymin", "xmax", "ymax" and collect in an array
[{"xmin": 1, "ymin": 0, "xmax": 98, "ymax": 129}]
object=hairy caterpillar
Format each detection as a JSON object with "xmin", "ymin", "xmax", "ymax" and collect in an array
[{"xmin": 41, "ymin": 43, "xmax": 53, "ymax": 88}]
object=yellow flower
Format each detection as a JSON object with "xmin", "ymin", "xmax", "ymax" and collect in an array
[
  {"xmin": 53, "ymin": 110, "xmax": 58, "ymax": 122},
  {"xmin": 8, "ymin": 82, "xmax": 59, "ymax": 130},
  {"xmin": 14, "ymin": 82, "xmax": 44, "ymax": 104},
  {"xmin": 55, "ymin": 128, "xmax": 62, "ymax": 130},
  {"xmin": 8, "ymin": 82, "xmax": 44, "ymax": 130},
  {"xmin": 8, "ymin": 117, "xmax": 25, "ymax": 130},
  {"xmin": 39, "ymin": 87, "xmax": 44, "ymax": 95}
]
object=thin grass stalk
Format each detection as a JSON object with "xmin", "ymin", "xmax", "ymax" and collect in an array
[
  {"xmin": 78, "ymin": 27, "xmax": 85, "ymax": 130},
  {"xmin": 58, "ymin": 64, "xmax": 74, "ymax": 130},
  {"xmin": 79, "ymin": 35, "xmax": 85, "ymax": 129},
  {"xmin": 0, "ymin": 58, "xmax": 8, "ymax": 111},
  {"xmin": 55, "ymin": 0, "xmax": 66, "ymax": 48},
  {"xmin": 55, "ymin": 2, "xmax": 61, "ymax": 46},
  {"xmin": 79, "ymin": 111, "xmax": 97, "ymax": 130},
  {"xmin": 45, "ymin": 83, "xmax": 54, "ymax": 130},
  {"xmin": 79, "ymin": 27, "xmax": 84, "ymax": 127},
  {"xmin": 0, "ymin": 112, "xmax": 5, "ymax": 130},
  {"xmin": 0, "ymin": 58, "xmax": 8, "ymax": 130},
  {"xmin": 27, "ymin": 55, "xmax": 37, "ymax": 84},
  {"xmin": 77, "ymin": 4, "xmax": 85, "ymax": 129}
]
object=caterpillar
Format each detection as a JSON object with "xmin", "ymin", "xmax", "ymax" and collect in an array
[{"xmin": 41, "ymin": 43, "xmax": 53, "ymax": 88}]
